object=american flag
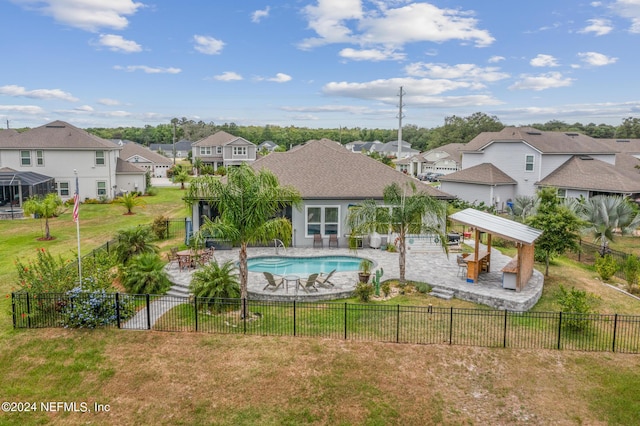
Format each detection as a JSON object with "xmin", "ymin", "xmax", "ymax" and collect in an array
[{"xmin": 73, "ymin": 175, "xmax": 79, "ymax": 222}]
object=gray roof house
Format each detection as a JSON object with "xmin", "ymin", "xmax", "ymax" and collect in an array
[
  {"xmin": 396, "ymin": 143, "xmax": 464, "ymax": 177},
  {"xmin": 117, "ymin": 141, "xmax": 173, "ymax": 178},
  {"xmin": 192, "ymin": 131, "xmax": 257, "ymax": 172},
  {"xmin": 0, "ymin": 120, "xmax": 133, "ymax": 201},
  {"xmin": 439, "ymin": 127, "xmax": 640, "ymax": 210},
  {"xmin": 149, "ymin": 139, "xmax": 193, "ymax": 159},
  {"xmin": 257, "ymin": 140, "xmax": 279, "ymax": 152},
  {"xmin": 191, "ymin": 138, "xmax": 453, "ymax": 248},
  {"xmin": 372, "ymin": 140, "xmax": 419, "ymax": 158}
]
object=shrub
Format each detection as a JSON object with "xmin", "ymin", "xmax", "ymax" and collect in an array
[
  {"xmin": 415, "ymin": 282, "xmax": 432, "ymax": 294},
  {"xmin": 79, "ymin": 251, "xmax": 118, "ymax": 291},
  {"xmin": 381, "ymin": 281, "xmax": 391, "ymax": 298},
  {"xmin": 354, "ymin": 282, "xmax": 374, "ymax": 302},
  {"xmin": 190, "ymin": 261, "xmax": 240, "ymax": 313},
  {"xmin": 62, "ymin": 287, "xmax": 135, "ymax": 328},
  {"xmin": 623, "ymin": 255, "xmax": 640, "ymax": 288},
  {"xmin": 151, "ymin": 215, "xmax": 169, "ymax": 240},
  {"xmin": 121, "ymin": 253, "xmax": 171, "ymax": 294},
  {"xmin": 114, "ymin": 226, "xmax": 159, "ymax": 266},
  {"xmin": 556, "ymin": 285, "xmax": 597, "ymax": 332},
  {"xmin": 15, "ymin": 248, "xmax": 77, "ymax": 293},
  {"xmin": 145, "ymin": 186, "xmax": 158, "ymax": 196},
  {"xmin": 595, "ymin": 254, "xmax": 618, "ymax": 281}
]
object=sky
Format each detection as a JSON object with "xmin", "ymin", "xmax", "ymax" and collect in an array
[{"xmin": 1, "ymin": 0, "xmax": 640, "ymax": 131}]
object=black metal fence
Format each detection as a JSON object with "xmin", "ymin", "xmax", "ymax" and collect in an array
[
  {"xmin": 566, "ymin": 240, "xmax": 633, "ymax": 281},
  {"xmin": 12, "ymin": 292, "xmax": 640, "ymax": 353}
]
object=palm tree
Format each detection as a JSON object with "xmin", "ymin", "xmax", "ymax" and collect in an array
[
  {"xmin": 578, "ymin": 195, "xmax": 640, "ymax": 255},
  {"xmin": 115, "ymin": 192, "xmax": 145, "ymax": 215},
  {"xmin": 114, "ymin": 226, "xmax": 159, "ymax": 266},
  {"xmin": 22, "ymin": 193, "xmax": 63, "ymax": 240},
  {"xmin": 510, "ymin": 195, "xmax": 537, "ymax": 221},
  {"xmin": 190, "ymin": 260, "xmax": 240, "ymax": 313},
  {"xmin": 122, "ymin": 252, "xmax": 171, "ymax": 294},
  {"xmin": 346, "ymin": 182, "xmax": 447, "ymax": 283},
  {"xmin": 173, "ymin": 170, "xmax": 189, "ymax": 190},
  {"xmin": 192, "ymin": 157, "xmax": 203, "ymax": 176},
  {"xmin": 186, "ymin": 164, "xmax": 302, "ymax": 309}
]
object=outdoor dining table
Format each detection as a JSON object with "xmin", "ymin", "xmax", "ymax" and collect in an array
[{"xmin": 176, "ymin": 249, "xmax": 201, "ymax": 270}]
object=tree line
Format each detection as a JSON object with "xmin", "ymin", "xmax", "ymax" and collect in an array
[{"xmin": 84, "ymin": 114, "xmax": 640, "ymax": 152}]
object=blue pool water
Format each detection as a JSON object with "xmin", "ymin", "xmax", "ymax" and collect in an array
[{"xmin": 246, "ymin": 255, "xmax": 367, "ymax": 276}]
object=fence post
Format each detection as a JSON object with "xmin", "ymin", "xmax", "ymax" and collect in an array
[
  {"xmin": 194, "ymin": 297, "xmax": 198, "ymax": 332},
  {"xmin": 396, "ymin": 305, "xmax": 400, "ymax": 343},
  {"xmin": 612, "ymin": 314, "xmax": 618, "ymax": 353},
  {"xmin": 243, "ymin": 298, "xmax": 247, "ymax": 334},
  {"xmin": 106, "ymin": 241, "xmax": 109, "ymax": 255},
  {"xmin": 115, "ymin": 293, "xmax": 121, "ymax": 329},
  {"xmin": 503, "ymin": 310, "xmax": 508, "ymax": 348},
  {"xmin": 165, "ymin": 219, "xmax": 170, "ymax": 239},
  {"xmin": 11, "ymin": 293, "xmax": 16, "ymax": 329},
  {"xmin": 344, "ymin": 303, "xmax": 348, "ymax": 340},
  {"xmin": 293, "ymin": 300, "xmax": 296, "ymax": 337},
  {"xmin": 449, "ymin": 307, "xmax": 453, "ymax": 345},
  {"xmin": 146, "ymin": 294, "xmax": 151, "ymax": 330},
  {"xmin": 557, "ymin": 312, "xmax": 563, "ymax": 350},
  {"xmin": 26, "ymin": 292, "xmax": 32, "ymax": 328},
  {"xmin": 578, "ymin": 240, "xmax": 581, "ymax": 262}
]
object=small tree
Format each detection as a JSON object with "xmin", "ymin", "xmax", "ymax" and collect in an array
[
  {"xmin": 190, "ymin": 261, "xmax": 240, "ymax": 313},
  {"xmin": 22, "ymin": 193, "xmax": 63, "ymax": 240},
  {"xmin": 173, "ymin": 170, "xmax": 190, "ymax": 189},
  {"xmin": 556, "ymin": 285, "xmax": 597, "ymax": 332},
  {"xmin": 114, "ymin": 226, "xmax": 159, "ymax": 266},
  {"xmin": 116, "ymin": 192, "xmax": 145, "ymax": 215}
]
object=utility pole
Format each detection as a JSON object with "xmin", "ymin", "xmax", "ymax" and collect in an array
[
  {"xmin": 172, "ymin": 121, "xmax": 177, "ymax": 165},
  {"xmin": 397, "ymin": 86, "xmax": 405, "ymax": 159}
]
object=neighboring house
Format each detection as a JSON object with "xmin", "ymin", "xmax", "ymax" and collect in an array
[
  {"xmin": 0, "ymin": 121, "xmax": 131, "ymax": 201},
  {"xmin": 396, "ymin": 143, "xmax": 464, "ymax": 176},
  {"xmin": 344, "ymin": 140, "xmax": 383, "ymax": 153},
  {"xmin": 371, "ymin": 140, "xmax": 419, "ymax": 159},
  {"xmin": 149, "ymin": 139, "xmax": 193, "ymax": 159},
  {"xmin": 439, "ymin": 127, "xmax": 640, "ymax": 209},
  {"xmin": 116, "ymin": 140, "xmax": 173, "ymax": 178},
  {"xmin": 191, "ymin": 131, "xmax": 257, "ymax": 172},
  {"xmin": 257, "ymin": 140, "xmax": 279, "ymax": 153},
  {"xmin": 191, "ymin": 138, "xmax": 453, "ymax": 248},
  {"xmin": 115, "ymin": 158, "xmax": 147, "ymax": 194}
]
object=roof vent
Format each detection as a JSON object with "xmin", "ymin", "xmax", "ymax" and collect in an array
[
  {"xmin": 616, "ymin": 139, "xmax": 630, "ymax": 143},
  {"xmin": 579, "ymin": 155, "xmax": 593, "ymax": 160},
  {"xmin": 46, "ymin": 125, "xmax": 65, "ymax": 128},
  {"xmin": 526, "ymin": 131, "xmax": 541, "ymax": 135},
  {"xmin": 565, "ymin": 132, "xmax": 579, "ymax": 137}
]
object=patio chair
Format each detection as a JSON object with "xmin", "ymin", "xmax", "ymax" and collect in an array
[
  {"xmin": 178, "ymin": 254, "xmax": 192, "ymax": 272},
  {"xmin": 315, "ymin": 269, "xmax": 336, "ymax": 288},
  {"xmin": 297, "ymin": 273, "xmax": 319, "ymax": 293},
  {"xmin": 263, "ymin": 272, "xmax": 284, "ymax": 291},
  {"xmin": 166, "ymin": 250, "xmax": 179, "ymax": 269},
  {"xmin": 456, "ymin": 254, "xmax": 468, "ymax": 278},
  {"xmin": 313, "ymin": 234, "xmax": 323, "ymax": 248},
  {"xmin": 328, "ymin": 234, "xmax": 338, "ymax": 248}
]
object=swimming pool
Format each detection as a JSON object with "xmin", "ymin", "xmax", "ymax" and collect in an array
[{"xmin": 246, "ymin": 255, "xmax": 368, "ymax": 276}]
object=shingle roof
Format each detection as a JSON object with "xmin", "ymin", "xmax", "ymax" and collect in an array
[
  {"xmin": 0, "ymin": 121, "xmax": 120, "ymax": 150},
  {"xmin": 536, "ymin": 155, "xmax": 640, "ymax": 193},
  {"xmin": 0, "ymin": 129, "xmax": 19, "ymax": 141},
  {"xmin": 119, "ymin": 142, "xmax": 172, "ymax": 164},
  {"xmin": 115, "ymin": 158, "xmax": 146, "ymax": 174},
  {"xmin": 193, "ymin": 131, "xmax": 253, "ymax": 147},
  {"xmin": 251, "ymin": 139, "xmax": 453, "ymax": 199},
  {"xmin": 598, "ymin": 138, "xmax": 640, "ymax": 154},
  {"xmin": 149, "ymin": 140, "xmax": 193, "ymax": 151},
  {"xmin": 438, "ymin": 163, "xmax": 517, "ymax": 185},
  {"xmin": 464, "ymin": 127, "xmax": 610, "ymax": 154}
]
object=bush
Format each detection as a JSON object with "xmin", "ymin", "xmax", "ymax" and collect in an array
[
  {"xmin": 15, "ymin": 248, "xmax": 77, "ymax": 293},
  {"xmin": 415, "ymin": 282, "xmax": 432, "ymax": 294},
  {"xmin": 62, "ymin": 287, "xmax": 135, "ymax": 328},
  {"xmin": 190, "ymin": 261, "xmax": 240, "ymax": 313},
  {"xmin": 381, "ymin": 281, "xmax": 391, "ymax": 298},
  {"xmin": 151, "ymin": 215, "xmax": 169, "ymax": 240},
  {"xmin": 121, "ymin": 253, "xmax": 171, "ymax": 294},
  {"xmin": 623, "ymin": 255, "xmax": 640, "ymax": 288},
  {"xmin": 595, "ymin": 254, "xmax": 618, "ymax": 281},
  {"xmin": 145, "ymin": 186, "xmax": 158, "ymax": 196},
  {"xmin": 556, "ymin": 285, "xmax": 597, "ymax": 332},
  {"xmin": 354, "ymin": 282, "xmax": 374, "ymax": 302}
]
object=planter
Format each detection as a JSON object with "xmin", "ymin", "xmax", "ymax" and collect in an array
[{"xmin": 358, "ymin": 272, "xmax": 371, "ymax": 283}]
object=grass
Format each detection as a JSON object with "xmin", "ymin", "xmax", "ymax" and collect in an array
[{"xmin": 2, "ymin": 189, "xmax": 640, "ymax": 424}]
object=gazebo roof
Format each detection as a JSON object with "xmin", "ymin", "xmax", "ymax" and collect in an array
[{"xmin": 449, "ymin": 208, "xmax": 542, "ymax": 245}]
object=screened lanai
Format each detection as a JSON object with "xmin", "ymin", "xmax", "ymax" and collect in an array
[{"xmin": 0, "ymin": 168, "xmax": 55, "ymax": 209}]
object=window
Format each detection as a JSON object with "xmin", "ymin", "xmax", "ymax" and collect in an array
[
  {"xmin": 95, "ymin": 151, "xmax": 105, "ymax": 166},
  {"xmin": 58, "ymin": 181, "xmax": 70, "ymax": 197},
  {"xmin": 306, "ymin": 206, "xmax": 340, "ymax": 237},
  {"xmin": 199, "ymin": 146, "xmax": 212, "ymax": 156},
  {"xmin": 525, "ymin": 154, "xmax": 534, "ymax": 172},
  {"xmin": 216, "ymin": 146, "xmax": 222, "ymax": 154},
  {"xmin": 97, "ymin": 181, "xmax": 107, "ymax": 196},
  {"xmin": 232, "ymin": 146, "xmax": 247, "ymax": 156},
  {"xmin": 36, "ymin": 150, "xmax": 44, "ymax": 166},
  {"xmin": 557, "ymin": 189, "xmax": 566, "ymax": 199},
  {"xmin": 20, "ymin": 150, "xmax": 31, "ymax": 166}
]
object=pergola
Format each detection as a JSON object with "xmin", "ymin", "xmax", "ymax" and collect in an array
[{"xmin": 449, "ymin": 208, "xmax": 543, "ymax": 292}]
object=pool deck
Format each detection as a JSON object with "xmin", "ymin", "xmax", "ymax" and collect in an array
[{"xmin": 166, "ymin": 240, "xmax": 544, "ymax": 311}]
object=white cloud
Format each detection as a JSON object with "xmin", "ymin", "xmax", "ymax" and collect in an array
[
  {"xmin": 339, "ymin": 48, "xmax": 405, "ymax": 61},
  {"xmin": 579, "ymin": 18, "xmax": 614, "ymax": 35},
  {"xmin": 0, "ymin": 105, "xmax": 45, "ymax": 114},
  {"xmin": 488, "ymin": 56, "xmax": 505, "ymax": 63},
  {"xmin": 509, "ymin": 72, "xmax": 574, "ymax": 91},
  {"xmin": 98, "ymin": 98, "xmax": 121, "ymax": 106},
  {"xmin": 299, "ymin": 1, "xmax": 494, "ymax": 50},
  {"xmin": 404, "ymin": 63, "xmax": 509, "ymax": 82},
  {"xmin": 11, "ymin": 0, "xmax": 143, "ymax": 32},
  {"xmin": 96, "ymin": 34, "xmax": 142, "ymax": 53},
  {"xmin": 193, "ymin": 35, "xmax": 225, "ymax": 55},
  {"xmin": 251, "ymin": 6, "xmax": 270, "ymax": 23},
  {"xmin": 214, "ymin": 72, "xmax": 243, "ymax": 81},
  {"xmin": 74, "ymin": 105, "xmax": 94, "ymax": 112},
  {"xmin": 610, "ymin": 0, "xmax": 640, "ymax": 33},
  {"xmin": 281, "ymin": 105, "xmax": 374, "ymax": 114},
  {"xmin": 0, "ymin": 84, "xmax": 78, "ymax": 101},
  {"xmin": 113, "ymin": 65, "xmax": 181, "ymax": 74},
  {"xmin": 267, "ymin": 73, "xmax": 292, "ymax": 83},
  {"xmin": 578, "ymin": 51, "xmax": 618, "ymax": 66},
  {"xmin": 530, "ymin": 54, "xmax": 559, "ymax": 67}
]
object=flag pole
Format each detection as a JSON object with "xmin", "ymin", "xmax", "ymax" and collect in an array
[{"xmin": 73, "ymin": 169, "xmax": 82, "ymax": 285}]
